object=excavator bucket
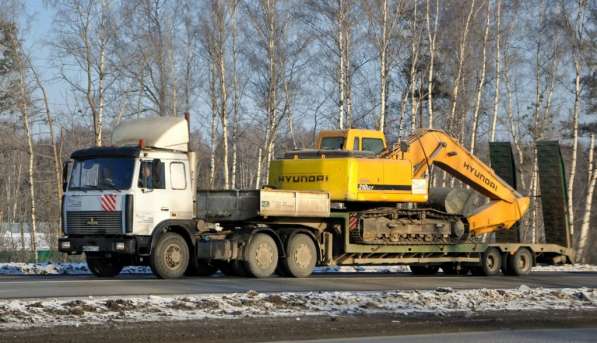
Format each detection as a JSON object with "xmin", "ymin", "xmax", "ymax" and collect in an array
[
  {"xmin": 489, "ymin": 142, "xmax": 521, "ymax": 243},
  {"xmin": 536, "ymin": 141, "xmax": 572, "ymax": 248}
]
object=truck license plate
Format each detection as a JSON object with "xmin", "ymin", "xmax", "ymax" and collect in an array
[{"xmin": 82, "ymin": 246, "xmax": 99, "ymax": 252}]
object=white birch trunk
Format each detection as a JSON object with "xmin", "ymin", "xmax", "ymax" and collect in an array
[
  {"xmin": 448, "ymin": 0, "xmax": 475, "ymax": 133},
  {"xmin": 577, "ymin": 135, "xmax": 596, "ymax": 262},
  {"xmin": 567, "ymin": 59, "xmax": 581, "ymax": 237},
  {"xmin": 470, "ymin": 0, "xmax": 490, "ymax": 154},
  {"xmin": 425, "ymin": 0, "xmax": 439, "ymax": 128},
  {"xmin": 490, "ymin": 0, "xmax": 501, "ymax": 141}
]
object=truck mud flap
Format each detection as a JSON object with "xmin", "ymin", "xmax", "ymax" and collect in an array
[
  {"xmin": 536, "ymin": 141, "xmax": 572, "ymax": 248},
  {"xmin": 489, "ymin": 141, "xmax": 521, "ymax": 243}
]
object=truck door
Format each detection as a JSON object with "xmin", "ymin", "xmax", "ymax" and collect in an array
[
  {"xmin": 168, "ymin": 161, "xmax": 193, "ymax": 220},
  {"xmin": 135, "ymin": 159, "xmax": 170, "ymax": 235}
]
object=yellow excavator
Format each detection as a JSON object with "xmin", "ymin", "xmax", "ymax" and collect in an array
[{"xmin": 269, "ymin": 128, "xmax": 530, "ymax": 241}]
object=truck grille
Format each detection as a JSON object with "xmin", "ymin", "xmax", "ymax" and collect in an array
[{"xmin": 66, "ymin": 211, "xmax": 123, "ymax": 235}]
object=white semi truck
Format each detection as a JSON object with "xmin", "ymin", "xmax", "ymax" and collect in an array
[{"xmin": 59, "ymin": 117, "xmax": 574, "ymax": 279}]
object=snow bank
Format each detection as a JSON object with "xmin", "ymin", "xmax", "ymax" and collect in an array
[
  {"xmin": 1, "ymin": 262, "xmax": 595, "ymax": 276},
  {"xmin": 0, "ymin": 286, "xmax": 594, "ymax": 329},
  {"xmin": 0, "ymin": 263, "xmax": 151, "ymax": 275}
]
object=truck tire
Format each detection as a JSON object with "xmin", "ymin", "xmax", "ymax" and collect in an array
[
  {"xmin": 185, "ymin": 259, "xmax": 218, "ymax": 277},
  {"xmin": 479, "ymin": 247, "xmax": 502, "ymax": 276},
  {"xmin": 409, "ymin": 265, "xmax": 440, "ymax": 275},
  {"xmin": 244, "ymin": 233, "xmax": 278, "ymax": 278},
  {"xmin": 282, "ymin": 234, "xmax": 317, "ymax": 278},
  {"xmin": 150, "ymin": 232, "xmax": 190, "ymax": 279},
  {"xmin": 86, "ymin": 253, "xmax": 123, "ymax": 277},
  {"xmin": 505, "ymin": 248, "xmax": 533, "ymax": 276}
]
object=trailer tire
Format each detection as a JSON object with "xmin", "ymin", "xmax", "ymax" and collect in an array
[
  {"xmin": 479, "ymin": 247, "xmax": 502, "ymax": 276},
  {"xmin": 150, "ymin": 232, "xmax": 190, "ymax": 279},
  {"xmin": 282, "ymin": 234, "xmax": 316, "ymax": 278},
  {"xmin": 86, "ymin": 254, "xmax": 123, "ymax": 278},
  {"xmin": 505, "ymin": 248, "xmax": 533, "ymax": 276},
  {"xmin": 244, "ymin": 233, "xmax": 278, "ymax": 278},
  {"xmin": 409, "ymin": 265, "xmax": 440, "ymax": 275}
]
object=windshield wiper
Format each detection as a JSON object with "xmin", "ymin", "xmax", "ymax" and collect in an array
[{"xmin": 99, "ymin": 180, "xmax": 122, "ymax": 193}]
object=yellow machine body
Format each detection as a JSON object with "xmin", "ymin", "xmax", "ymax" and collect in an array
[
  {"xmin": 268, "ymin": 128, "xmax": 530, "ymax": 236},
  {"xmin": 269, "ymin": 157, "xmax": 428, "ymax": 203}
]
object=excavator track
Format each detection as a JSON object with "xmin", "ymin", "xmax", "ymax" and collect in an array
[{"xmin": 349, "ymin": 207, "xmax": 473, "ymax": 245}]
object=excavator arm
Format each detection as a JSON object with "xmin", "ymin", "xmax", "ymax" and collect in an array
[{"xmin": 382, "ymin": 129, "xmax": 530, "ymax": 235}]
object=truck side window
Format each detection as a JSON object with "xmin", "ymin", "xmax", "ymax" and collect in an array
[
  {"xmin": 138, "ymin": 161, "xmax": 165, "ymax": 189},
  {"xmin": 170, "ymin": 162, "xmax": 187, "ymax": 190},
  {"xmin": 353, "ymin": 137, "xmax": 360, "ymax": 151}
]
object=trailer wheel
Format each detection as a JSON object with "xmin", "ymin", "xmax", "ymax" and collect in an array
[
  {"xmin": 409, "ymin": 265, "xmax": 440, "ymax": 275},
  {"xmin": 479, "ymin": 247, "xmax": 502, "ymax": 276},
  {"xmin": 282, "ymin": 234, "xmax": 317, "ymax": 278},
  {"xmin": 86, "ymin": 253, "xmax": 123, "ymax": 278},
  {"xmin": 150, "ymin": 232, "xmax": 190, "ymax": 279},
  {"xmin": 505, "ymin": 248, "xmax": 533, "ymax": 276},
  {"xmin": 244, "ymin": 233, "xmax": 278, "ymax": 278}
]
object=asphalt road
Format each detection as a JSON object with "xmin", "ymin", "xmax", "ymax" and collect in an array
[
  {"xmin": 274, "ymin": 328, "xmax": 597, "ymax": 343},
  {"xmin": 0, "ymin": 271, "xmax": 595, "ymax": 299}
]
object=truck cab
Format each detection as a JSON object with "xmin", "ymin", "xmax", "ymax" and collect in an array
[{"xmin": 59, "ymin": 117, "xmax": 198, "ymax": 278}]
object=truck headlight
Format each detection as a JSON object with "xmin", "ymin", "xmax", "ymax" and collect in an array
[
  {"xmin": 60, "ymin": 241, "xmax": 71, "ymax": 249},
  {"xmin": 115, "ymin": 242, "xmax": 125, "ymax": 251}
]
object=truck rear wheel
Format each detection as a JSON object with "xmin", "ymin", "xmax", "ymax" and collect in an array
[
  {"xmin": 86, "ymin": 253, "xmax": 123, "ymax": 277},
  {"xmin": 409, "ymin": 265, "xmax": 440, "ymax": 275},
  {"xmin": 505, "ymin": 248, "xmax": 533, "ymax": 276},
  {"xmin": 282, "ymin": 234, "xmax": 317, "ymax": 278},
  {"xmin": 244, "ymin": 233, "xmax": 278, "ymax": 278},
  {"xmin": 150, "ymin": 232, "xmax": 190, "ymax": 279},
  {"xmin": 479, "ymin": 247, "xmax": 502, "ymax": 276}
]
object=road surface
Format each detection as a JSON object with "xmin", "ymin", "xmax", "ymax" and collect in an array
[
  {"xmin": 0, "ymin": 271, "xmax": 595, "ymax": 299},
  {"xmin": 273, "ymin": 328, "xmax": 597, "ymax": 343}
]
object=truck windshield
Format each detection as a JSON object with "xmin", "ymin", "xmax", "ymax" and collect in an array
[
  {"xmin": 69, "ymin": 158, "xmax": 134, "ymax": 191},
  {"xmin": 320, "ymin": 137, "xmax": 345, "ymax": 150}
]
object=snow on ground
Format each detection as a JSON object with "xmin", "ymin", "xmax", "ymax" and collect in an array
[
  {"xmin": 0, "ymin": 263, "xmax": 151, "ymax": 275},
  {"xmin": 1, "ymin": 262, "xmax": 596, "ymax": 276},
  {"xmin": 0, "ymin": 286, "xmax": 594, "ymax": 329}
]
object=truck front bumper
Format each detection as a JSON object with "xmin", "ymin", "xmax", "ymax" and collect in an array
[{"xmin": 59, "ymin": 236, "xmax": 149, "ymax": 255}]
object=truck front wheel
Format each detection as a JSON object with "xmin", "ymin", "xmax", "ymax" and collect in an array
[
  {"xmin": 281, "ymin": 234, "xmax": 317, "ymax": 278},
  {"xmin": 150, "ymin": 232, "xmax": 190, "ymax": 279},
  {"xmin": 244, "ymin": 233, "xmax": 278, "ymax": 278},
  {"xmin": 86, "ymin": 253, "xmax": 123, "ymax": 278}
]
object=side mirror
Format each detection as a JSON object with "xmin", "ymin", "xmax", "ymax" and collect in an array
[
  {"xmin": 399, "ymin": 141, "xmax": 410, "ymax": 152},
  {"xmin": 62, "ymin": 161, "xmax": 72, "ymax": 192}
]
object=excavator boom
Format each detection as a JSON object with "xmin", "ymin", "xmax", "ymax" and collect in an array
[{"xmin": 382, "ymin": 129, "xmax": 530, "ymax": 234}]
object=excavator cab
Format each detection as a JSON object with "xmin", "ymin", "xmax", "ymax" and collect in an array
[
  {"xmin": 317, "ymin": 129, "xmax": 387, "ymax": 154},
  {"xmin": 269, "ymin": 128, "xmax": 428, "ymax": 204}
]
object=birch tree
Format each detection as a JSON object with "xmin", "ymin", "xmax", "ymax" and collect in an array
[
  {"xmin": 6, "ymin": 22, "xmax": 38, "ymax": 261},
  {"xmin": 52, "ymin": 0, "xmax": 115, "ymax": 146},
  {"xmin": 447, "ymin": 0, "xmax": 475, "ymax": 135},
  {"xmin": 469, "ymin": 0, "xmax": 490, "ymax": 154},
  {"xmin": 577, "ymin": 134, "xmax": 596, "ymax": 262},
  {"xmin": 425, "ymin": 0, "xmax": 439, "ymax": 128}
]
